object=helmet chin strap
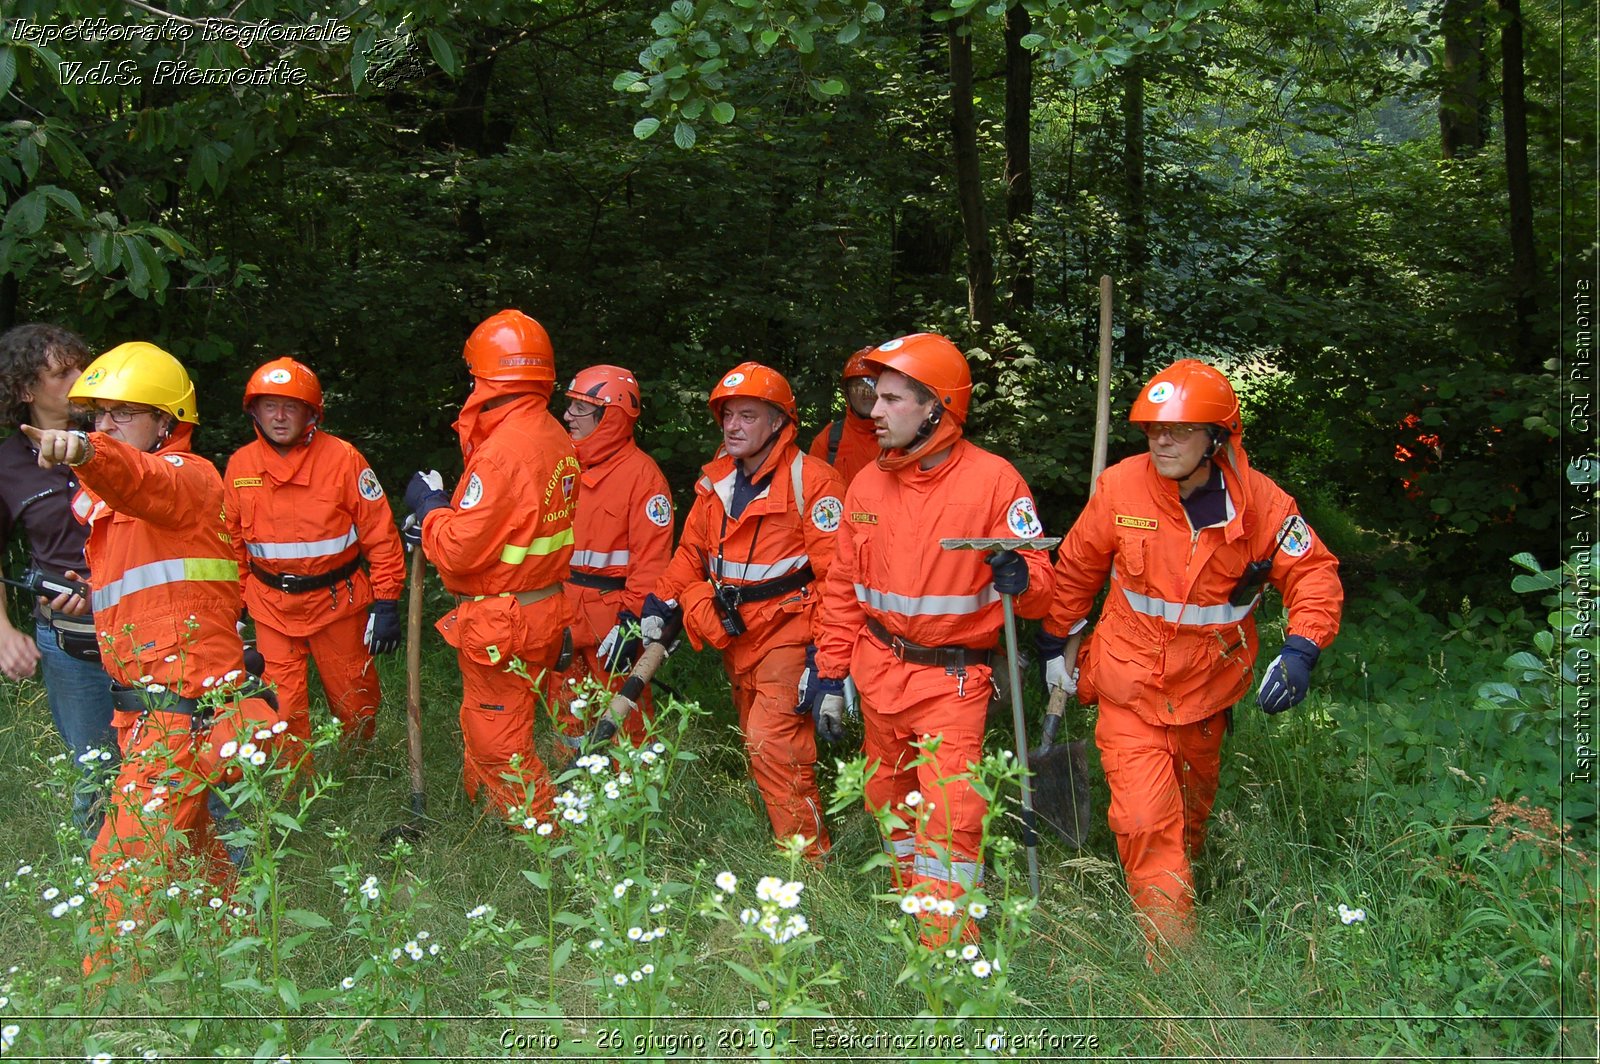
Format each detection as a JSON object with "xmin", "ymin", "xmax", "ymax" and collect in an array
[
  {"xmin": 909, "ymin": 405, "xmax": 942, "ymax": 449},
  {"xmin": 1170, "ymin": 428, "xmax": 1226, "ymax": 483}
]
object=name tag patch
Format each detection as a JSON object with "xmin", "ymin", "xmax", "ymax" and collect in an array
[
  {"xmin": 1115, "ymin": 514, "xmax": 1158, "ymax": 531},
  {"xmin": 232, "ymin": 476, "xmax": 263, "ymax": 488},
  {"xmin": 850, "ymin": 511, "xmax": 878, "ymax": 524}
]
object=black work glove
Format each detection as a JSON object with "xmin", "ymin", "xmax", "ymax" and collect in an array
[
  {"xmin": 404, "ymin": 470, "xmax": 450, "ymax": 529},
  {"xmin": 1257, "ymin": 634, "xmax": 1320, "ymax": 714},
  {"xmin": 597, "ymin": 610, "xmax": 642, "ymax": 671},
  {"xmin": 795, "ymin": 646, "xmax": 843, "ymax": 714},
  {"xmin": 365, "ymin": 599, "xmax": 403, "ymax": 656},
  {"xmin": 640, "ymin": 593, "xmax": 684, "ymax": 652},
  {"xmin": 986, "ymin": 549, "xmax": 1029, "ymax": 596}
]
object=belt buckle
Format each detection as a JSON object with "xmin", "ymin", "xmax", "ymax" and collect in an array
[
  {"xmin": 889, "ymin": 634, "xmax": 910, "ymax": 660},
  {"xmin": 279, "ymin": 572, "xmax": 306, "ymax": 592}
]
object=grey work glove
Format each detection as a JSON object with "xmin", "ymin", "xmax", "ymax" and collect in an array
[{"xmin": 815, "ymin": 693, "xmax": 847, "ymax": 744}]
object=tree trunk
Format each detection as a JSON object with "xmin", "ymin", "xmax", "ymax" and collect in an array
[
  {"xmin": 1500, "ymin": 0, "xmax": 1538, "ymax": 364},
  {"xmin": 1440, "ymin": 0, "xmax": 1488, "ymax": 158},
  {"xmin": 949, "ymin": 19, "xmax": 995, "ymax": 333},
  {"xmin": 1003, "ymin": 4, "xmax": 1035, "ymax": 316},
  {"xmin": 1123, "ymin": 59, "xmax": 1148, "ymax": 375}
]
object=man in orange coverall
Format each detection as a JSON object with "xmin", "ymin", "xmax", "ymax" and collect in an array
[
  {"xmin": 404, "ymin": 310, "xmax": 578, "ymax": 825},
  {"xmin": 813, "ymin": 333, "xmax": 1055, "ymax": 945},
  {"xmin": 1036, "ymin": 359, "xmax": 1342, "ymax": 956},
  {"xmin": 225, "ymin": 358, "xmax": 406, "ymax": 761},
  {"xmin": 643, "ymin": 363, "xmax": 845, "ymax": 863},
  {"xmin": 547, "ymin": 365, "xmax": 673, "ymax": 753},
  {"xmin": 23, "ymin": 341, "xmax": 279, "ymax": 964},
  {"xmin": 806, "ymin": 346, "xmax": 880, "ymax": 486}
]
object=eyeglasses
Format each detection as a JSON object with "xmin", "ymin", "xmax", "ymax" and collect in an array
[
  {"xmin": 1142, "ymin": 423, "xmax": 1207, "ymax": 442},
  {"xmin": 846, "ymin": 377, "xmax": 877, "ymax": 394},
  {"xmin": 566, "ymin": 402, "xmax": 601, "ymax": 419},
  {"xmin": 93, "ymin": 406, "xmax": 157, "ymax": 425}
]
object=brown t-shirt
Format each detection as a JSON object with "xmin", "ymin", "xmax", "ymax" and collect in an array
[{"xmin": 0, "ymin": 430, "xmax": 91, "ymax": 620}]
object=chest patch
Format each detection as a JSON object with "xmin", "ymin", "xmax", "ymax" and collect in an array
[
  {"xmin": 232, "ymin": 476, "xmax": 262, "ymax": 489},
  {"xmin": 358, "ymin": 468, "xmax": 385, "ymax": 501},
  {"xmin": 1116, "ymin": 514, "xmax": 1158, "ymax": 531},
  {"xmin": 810, "ymin": 496, "xmax": 842, "ymax": 533},
  {"xmin": 1006, "ymin": 497, "xmax": 1043, "ymax": 538},
  {"xmin": 644, "ymin": 493, "xmax": 672, "ymax": 527},
  {"xmin": 1278, "ymin": 514, "xmax": 1314, "ymax": 557},
  {"xmin": 459, "ymin": 473, "xmax": 485, "ymax": 509},
  {"xmin": 850, "ymin": 511, "xmax": 878, "ymax": 524}
]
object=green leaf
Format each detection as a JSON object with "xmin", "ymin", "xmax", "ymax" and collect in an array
[
  {"xmin": 551, "ymin": 937, "xmax": 574, "ymax": 973},
  {"xmin": 818, "ymin": 79, "xmax": 845, "ymax": 96},
  {"xmin": 277, "ymin": 977, "xmax": 301, "ymax": 1010},
  {"xmin": 1020, "ymin": 33, "xmax": 1047, "ymax": 48},
  {"xmin": 1509, "ymin": 551, "xmax": 1543, "ymax": 573},
  {"xmin": 711, "ymin": 101, "xmax": 735, "ymax": 124},
  {"xmin": 350, "ymin": 28, "xmax": 375, "ymax": 91},
  {"xmin": 1504, "ymin": 651, "xmax": 1543, "ymax": 671},
  {"xmin": 671, "ymin": 0, "xmax": 695, "ymax": 21},
  {"xmin": 758, "ymin": 29, "xmax": 781, "ymax": 48},
  {"xmin": 837, "ymin": 23, "xmax": 860, "ymax": 45},
  {"xmin": 286, "ymin": 908, "xmax": 332, "ymax": 929},
  {"xmin": 613, "ymin": 71, "xmax": 643, "ymax": 91},
  {"xmin": 4, "ymin": 191, "xmax": 46, "ymax": 236},
  {"xmin": 425, "ymin": 30, "xmax": 459, "ymax": 77},
  {"xmin": 523, "ymin": 868, "xmax": 551, "ymax": 889},
  {"xmin": 673, "ymin": 121, "xmax": 697, "ymax": 149},
  {"xmin": 0, "ymin": 48, "xmax": 16, "ymax": 100},
  {"xmin": 1533, "ymin": 630, "xmax": 1554, "ymax": 655},
  {"xmin": 633, "ymin": 116, "xmax": 661, "ymax": 140}
]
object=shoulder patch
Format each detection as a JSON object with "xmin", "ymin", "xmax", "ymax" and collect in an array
[
  {"xmin": 850, "ymin": 511, "xmax": 878, "ymax": 524},
  {"xmin": 357, "ymin": 467, "xmax": 385, "ymax": 502},
  {"xmin": 1006, "ymin": 497, "xmax": 1043, "ymax": 538},
  {"xmin": 644, "ymin": 493, "xmax": 672, "ymax": 527},
  {"xmin": 459, "ymin": 473, "xmax": 485, "ymax": 510},
  {"xmin": 810, "ymin": 495, "xmax": 843, "ymax": 533},
  {"xmin": 1115, "ymin": 514, "xmax": 1158, "ymax": 531},
  {"xmin": 163, "ymin": 455, "xmax": 184, "ymax": 467},
  {"xmin": 1278, "ymin": 514, "xmax": 1313, "ymax": 558},
  {"xmin": 232, "ymin": 476, "xmax": 263, "ymax": 489}
]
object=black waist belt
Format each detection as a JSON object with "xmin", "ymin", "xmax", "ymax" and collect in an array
[
  {"xmin": 865, "ymin": 616, "xmax": 990, "ymax": 668},
  {"xmin": 568, "ymin": 570, "xmax": 627, "ymax": 593},
  {"xmin": 249, "ymin": 555, "xmax": 360, "ymax": 594},
  {"xmin": 711, "ymin": 564, "xmax": 816, "ymax": 605},
  {"xmin": 111, "ymin": 682, "xmax": 202, "ymax": 717}
]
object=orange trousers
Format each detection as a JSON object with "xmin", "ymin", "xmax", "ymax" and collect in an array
[
  {"xmin": 547, "ymin": 641, "xmax": 654, "ymax": 762},
  {"xmin": 1095, "ymin": 700, "xmax": 1228, "ymax": 949},
  {"xmin": 254, "ymin": 609, "xmax": 379, "ymax": 756},
  {"xmin": 723, "ymin": 641, "xmax": 829, "ymax": 861},
  {"xmin": 439, "ymin": 594, "xmax": 570, "ymax": 823},
  {"xmin": 85, "ymin": 700, "xmax": 278, "ymax": 971},
  {"xmin": 858, "ymin": 646, "xmax": 990, "ymax": 945}
]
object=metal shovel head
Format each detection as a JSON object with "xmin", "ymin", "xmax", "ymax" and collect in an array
[{"xmin": 1031, "ymin": 738, "xmax": 1093, "ymax": 849}]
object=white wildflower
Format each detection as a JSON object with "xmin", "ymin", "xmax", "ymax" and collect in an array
[
  {"xmin": 611, "ymin": 973, "xmax": 627, "ymax": 987},
  {"xmin": 208, "ymin": 897, "xmax": 224, "ymax": 910},
  {"xmin": 898, "ymin": 895, "xmax": 919, "ymax": 914},
  {"xmin": 904, "ymin": 790, "xmax": 923, "ymax": 807},
  {"xmin": 341, "ymin": 976, "xmax": 355, "ymax": 989},
  {"xmin": 966, "ymin": 901, "xmax": 988, "ymax": 920},
  {"xmin": 219, "ymin": 741, "xmax": 238, "ymax": 759},
  {"xmin": 971, "ymin": 959, "xmax": 992, "ymax": 978},
  {"xmin": 41, "ymin": 887, "xmax": 59, "ymax": 901}
]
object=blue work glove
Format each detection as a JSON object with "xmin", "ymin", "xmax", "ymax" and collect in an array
[
  {"xmin": 597, "ymin": 610, "xmax": 642, "ymax": 671},
  {"xmin": 365, "ymin": 599, "xmax": 403, "ymax": 656},
  {"xmin": 794, "ymin": 646, "xmax": 843, "ymax": 714},
  {"xmin": 986, "ymin": 549, "xmax": 1029, "ymax": 596},
  {"xmin": 1256, "ymin": 634, "xmax": 1320, "ymax": 714},
  {"xmin": 404, "ymin": 469, "xmax": 449, "ymax": 523},
  {"xmin": 640, "ymin": 593, "xmax": 684, "ymax": 651}
]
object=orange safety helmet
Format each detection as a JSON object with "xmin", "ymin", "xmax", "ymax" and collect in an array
[
  {"xmin": 842, "ymin": 345, "xmax": 876, "ymax": 382},
  {"xmin": 1129, "ymin": 359, "xmax": 1242, "ymax": 436},
  {"xmin": 463, "ymin": 309, "xmax": 555, "ymax": 382},
  {"xmin": 864, "ymin": 333, "xmax": 972, "ymax": 424},
  {"xmin": 242, "ymin": 357, "xmax": 324, "ymax": 418},
  {"xmin": 709, "ymin": 362, "xmax": 797, "ymax": 424},
  {"xmin": 565, "ymin": 364, "xmax": 641, "ymax": 420}
]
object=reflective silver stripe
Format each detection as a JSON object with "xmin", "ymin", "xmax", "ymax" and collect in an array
[
  {"xmin": 93, "ymin": 557, "xmax": 240, "ymax": 612},
  {"xmin": 245, "ymin": 525, "xmax": 359, "ymax": 560},
  {"xmin": 912, "ymin": 854, "xmax": 984, "ymax": 888},
  {"xmin": 711, "ymin": 554, "xmax": 809, "ymax": 582},
  {"xmin": 572, "ymin": 548, "xmax": 631, "ymax": 570},
  {"xmin": 1120, "ymin": 585, "xmax": 1257, "ymax": 626},
  {"xmin": 855, "ymin": 584, "xmax": 998, "ymax": 617},
  {"xmin": 885, "ymin": 837, "xmax": 917, "ymax": 858}
]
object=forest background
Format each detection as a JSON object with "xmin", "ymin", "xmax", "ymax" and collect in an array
[{"xmin": 0, "ymin": 0, "xmax": 1595, "ymax": 1060}]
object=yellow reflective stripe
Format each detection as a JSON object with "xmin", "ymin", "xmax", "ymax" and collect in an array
[
  {"xmin": 498, "ymin": 527, "xmax": 576, "ymax": 565},
  {"xmin": 92, "ymin": 557, "xmax": 240, "ymax": 612}
]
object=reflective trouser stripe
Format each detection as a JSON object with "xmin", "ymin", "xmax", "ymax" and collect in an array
[
  {"xmin": 246, "ymin": 525, "xmax": 358, "ymax": 560},
  {"xmin": 913, "ymin": 854, "xmax": 983, "ymax": 888},
  {"xmin": 499, "ymin": 527, "xmax": 576, "ymax": 565},
  {"xmin": 571, "ymin": 548, "xmax": 630, "ymax": 569},
  {"xmin": 93, "ymin": 557, "xmax": 240, "ymax": 612},
  {"xmin": 856, "ymin": 584, "xmax": 997, "ymax": 617},
  {"xmin": 885, "ymin": 837, "xmax": 917, "ymax": 858}
]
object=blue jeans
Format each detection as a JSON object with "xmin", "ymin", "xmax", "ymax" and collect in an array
[{"xmin": 35, "ymin": 621, "xmax": 117, "ymax": 835}]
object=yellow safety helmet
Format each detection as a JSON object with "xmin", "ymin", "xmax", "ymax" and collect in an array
[{"xmin": 69, "ymin": 342, "xmax": 199, "ymax": 424}]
